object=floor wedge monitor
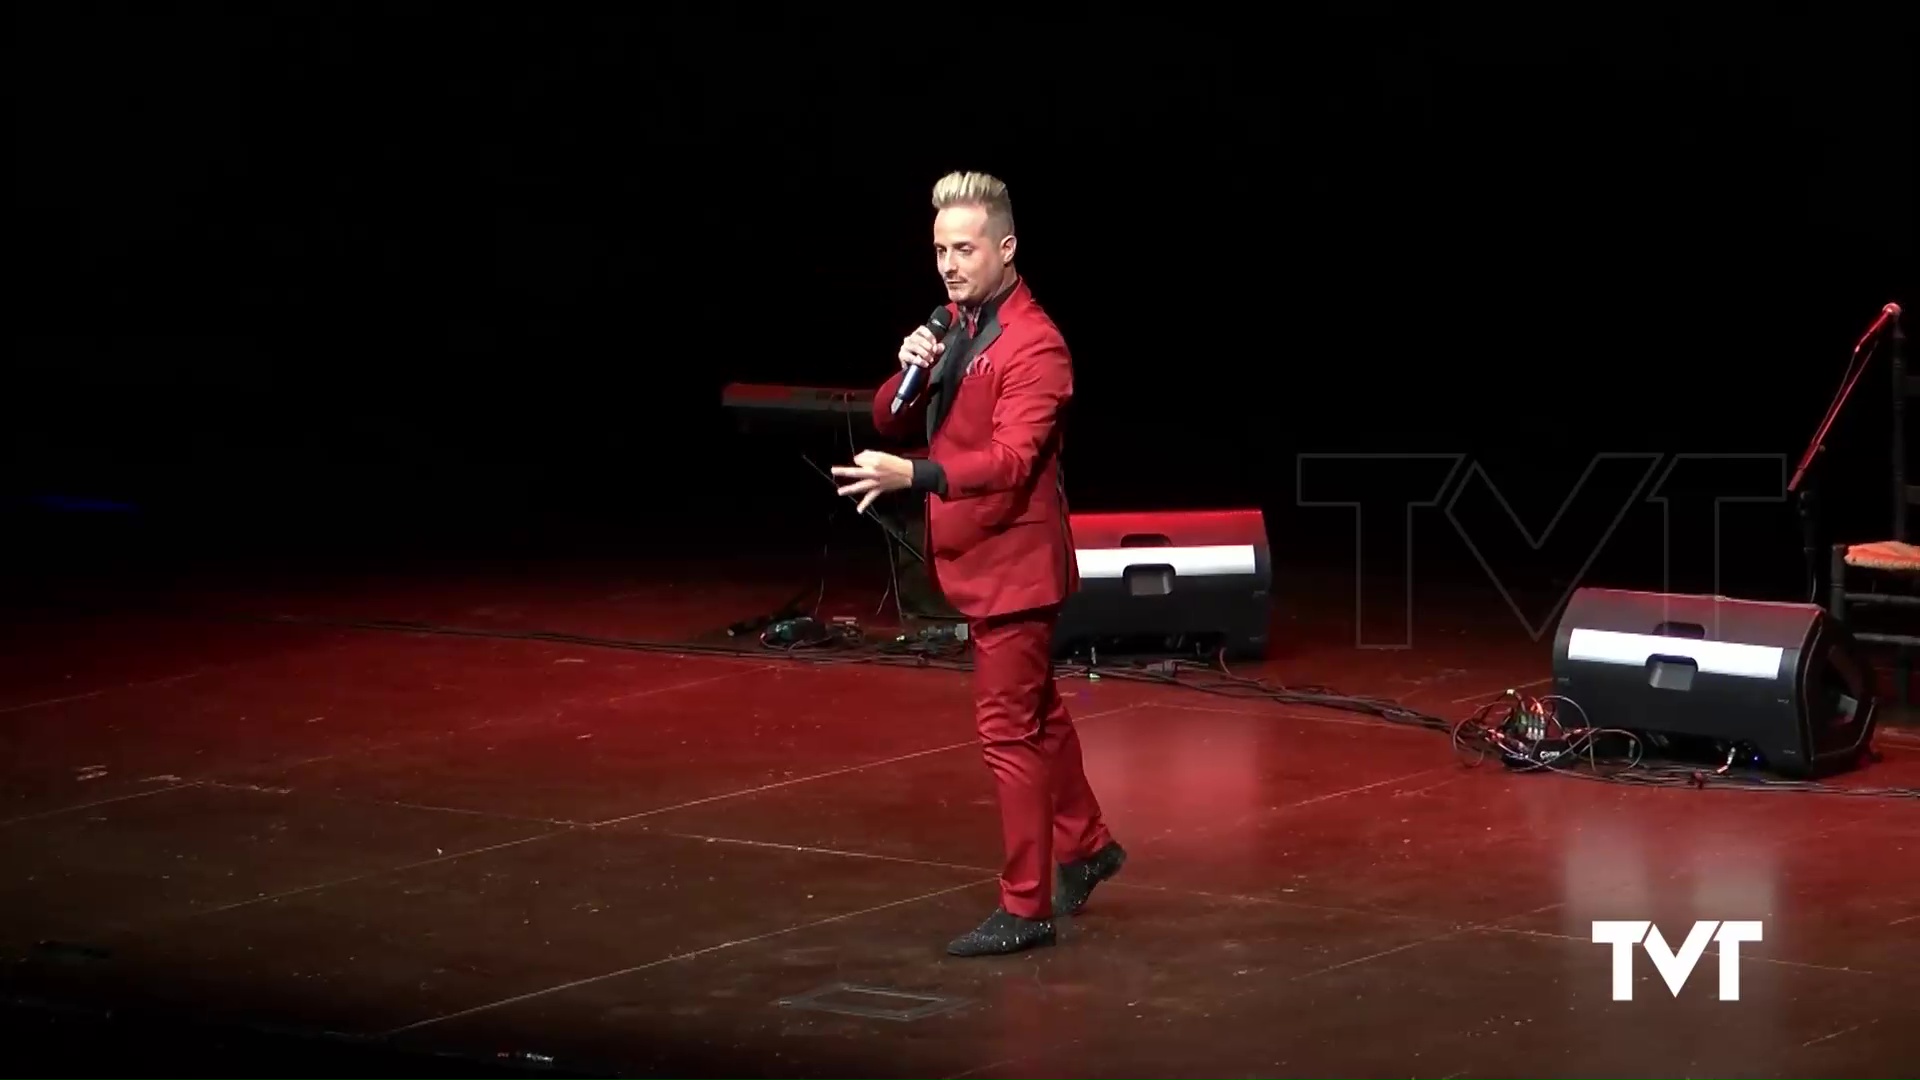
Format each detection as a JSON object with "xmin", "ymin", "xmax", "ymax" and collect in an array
[
  {"xmin": 1056, "ymin": 508, "xmax": 1271, "ymax": 660},
  {"xmin": 1550, "ymin": 588, "xmax": 1878, "ymax": 778}
]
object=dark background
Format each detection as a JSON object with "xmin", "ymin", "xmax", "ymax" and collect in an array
[{"xmin": 8, "ymin": 5, "xmax": 1917, "ymax": 620}]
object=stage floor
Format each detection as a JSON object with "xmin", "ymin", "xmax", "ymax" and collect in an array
[{"xmin": 2, "ymin": 559, "xmax": 1917, "ymax": 1077}]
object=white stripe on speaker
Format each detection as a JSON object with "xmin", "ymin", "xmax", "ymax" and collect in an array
[
  {"xmin": 1075, "ymin": 544, "xmax": 1257, "ymax": 580},
  {"xmin": 1565, "ymin": 628, "xmax": 1782, "ymax": 680}
]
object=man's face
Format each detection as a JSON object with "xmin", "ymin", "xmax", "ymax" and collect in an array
[{"xmin": 934, "ymin": 205, "xmax": 1014, "ymax": 306}]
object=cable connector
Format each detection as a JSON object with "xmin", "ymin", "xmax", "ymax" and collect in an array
[{"xmin": 895, "ymin": 622, "xmax": 968, "ymax": 646}]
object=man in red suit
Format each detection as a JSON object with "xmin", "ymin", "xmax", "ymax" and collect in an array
[{"xmin": 833, "ymin": 171, "xmax": 1126, "ymax": 956}]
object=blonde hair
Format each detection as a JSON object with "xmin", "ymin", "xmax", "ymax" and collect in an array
[{"xmin": 931, "ymin": 170, "xmax": 1015, "ymax": 240}]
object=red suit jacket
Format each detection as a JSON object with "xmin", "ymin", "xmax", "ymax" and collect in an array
[{"xmin": 872, "ymin": 277, "xmax": 1078, "ymax": 620}]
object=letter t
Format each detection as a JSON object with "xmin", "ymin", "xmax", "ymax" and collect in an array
[
  {"xmin": 1591, "ymin": 920, "xmax": 1651, "ymax": 1001},
  {"xmin": 1714, "ymin": 921, "xmax": 1764, "ymax": 1001}
]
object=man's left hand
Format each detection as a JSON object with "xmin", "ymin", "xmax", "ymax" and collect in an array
[{"xmin": 832, "ymin": 450, "xmax": 914, "ymax": 513}]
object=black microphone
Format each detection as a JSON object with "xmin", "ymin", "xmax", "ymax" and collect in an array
[{"xmin": 891, "ymin": 306, "xmax": 954, "ymax": 415}]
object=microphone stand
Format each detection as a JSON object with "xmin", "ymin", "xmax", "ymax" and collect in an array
[
  {"xmin": 1786, "ymin": 449, "xmax": 1825, "ymax": 605},
  {"xmin": 1788, "ymin": 305, "xmax": 1902, "ymax": 603}
]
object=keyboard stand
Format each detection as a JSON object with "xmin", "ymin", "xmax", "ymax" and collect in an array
[{"xmin": 800, "ymin": 452, "xmax": 925, "ymax": 566}]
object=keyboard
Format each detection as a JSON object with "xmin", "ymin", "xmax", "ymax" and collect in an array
[
  {"xmin": 722, "ymin": 382, "xmax": 876, "ymax": 414},
  {"xmin": 721, "ymin": 383, "xmax": 880, "ymax": 434}
]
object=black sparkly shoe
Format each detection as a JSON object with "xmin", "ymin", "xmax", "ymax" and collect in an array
[
  {"xmin": 1055, "ymin": 840, "xmax": 1127, "ymax": 916},
  {"xmin": 945, "ymin": 907, "xmax": 1056, "ymax": 957}
]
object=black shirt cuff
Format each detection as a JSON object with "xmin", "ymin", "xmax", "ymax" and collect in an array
[{"xmin": 910, "ymin": 457, "xmax": 948, "ymax": 498}]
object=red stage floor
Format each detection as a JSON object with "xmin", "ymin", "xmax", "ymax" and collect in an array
[{"xmin": 1, "ymin": 560, "xmax": 1917, "ymax": 1077}]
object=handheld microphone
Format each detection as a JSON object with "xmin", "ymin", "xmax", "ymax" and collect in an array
[{"xmin": 891, "ymin": 306, "xmax": 954, "ymax": 415}]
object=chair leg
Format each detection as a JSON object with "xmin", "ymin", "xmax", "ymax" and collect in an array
[
  {"xmin": 1829, "ymin": 543, "xmax": 1848, "ymax": 619},
  {"xmin": 1830, "ymin": 543, "xmax": 1912, "ymax": 705}
]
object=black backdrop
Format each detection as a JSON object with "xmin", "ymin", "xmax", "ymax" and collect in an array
[{"xmin": 9, "ymin": 6, "xmax": 1917, "ymax": 611}]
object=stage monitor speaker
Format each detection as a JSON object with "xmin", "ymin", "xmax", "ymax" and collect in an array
[
  {"xmin": 1055, "ymin": 508, "xmax": 1271, "ymax": 660},
  {"xmin": 1549, "ymin": 588, "xmax": 1878, "ymax": 778}
]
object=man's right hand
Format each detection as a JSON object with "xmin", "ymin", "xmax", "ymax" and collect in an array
[{"xmin": 899, "ymin": 326, "xmax": 946, "ymax": 371}]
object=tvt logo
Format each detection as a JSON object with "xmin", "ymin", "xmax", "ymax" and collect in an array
[
  {"xmin": 1295, "ymin": 453, "xmax": 1788, "ymax": 648},
  {"xmin": 1591, "ymin": 919, "xmax": 1764, "ymax": 1001}
]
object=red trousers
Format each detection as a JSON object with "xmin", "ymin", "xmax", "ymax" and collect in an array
[{"xmin": 969, "ymin": 605, "xmax": 1112, "ymax": 919}]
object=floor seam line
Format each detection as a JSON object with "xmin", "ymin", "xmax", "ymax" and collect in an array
[
  {"xmin": 105, "ymin": 829, "xmax": 578, "ymax": 935},
  {"xmin": 379, "ymin": 876, "xmax": 998, "ymax": 1036},
  {"xmin": 1, "ymin": 667, "xmax": 777, "ymax": 829},
  {"xmin": 0, "ymin": 783, "xmax": 204, "ymax": 829},
  {"xmin": 647, "ymin": 831, "xmax": 1478, "ymax": 926},
  {"xmin": 585, "ymin": 701, "xmax": 1147, "ymax": 828}
]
